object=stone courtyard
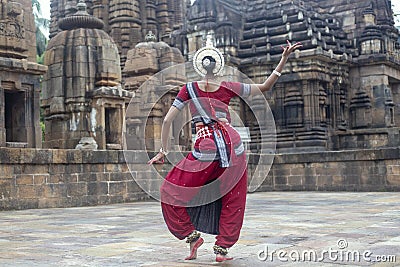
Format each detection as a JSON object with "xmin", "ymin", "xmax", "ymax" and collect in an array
[
  {"xmin": 0, "ymin": 192, "xmax": 398, "ymax": 267},
  {"xmin": 1, "ymin": 0, "xmax": 400, "ymax": 210}
]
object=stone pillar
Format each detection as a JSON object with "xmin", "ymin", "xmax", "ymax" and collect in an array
[
  {"xmin": 145, "ymin": 0, "xmax": 157, "ymax": 36},
  {"xmin": 303, "ymin": 79, "xmax": 313, "ymax": 130},
  {"xmin": 109, "ymin": 0, "xmax": 142, "ymax": 67},
  {"xmin": 157, "ymin": 0, "xmax": 170, "ymax": 38},
  {"xmin": 92, "ymin": 0, "xmax": 109, "ymax": 31}
]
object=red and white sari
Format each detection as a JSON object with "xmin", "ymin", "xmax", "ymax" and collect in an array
[{"xmin": 160, "ymin": 81, "xmax": 251, "ymax": 248}]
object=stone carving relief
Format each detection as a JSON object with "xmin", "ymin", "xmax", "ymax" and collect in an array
[{"xmin": 0, "ymin": 0, "xmax": 24, "ymax": 38}]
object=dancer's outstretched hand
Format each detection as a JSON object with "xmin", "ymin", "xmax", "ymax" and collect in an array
[
  {"xmin": 147, "ymin": 152, "xmax": 165, "ymax": 164},
  {"xmin": 281, "ymin": 40, "xmax": 302, "ymax": 58}
]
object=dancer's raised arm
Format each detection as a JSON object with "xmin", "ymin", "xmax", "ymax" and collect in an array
[{"xmin": 250, "ymin": 40, "xmax": 302, "ymax": 95}]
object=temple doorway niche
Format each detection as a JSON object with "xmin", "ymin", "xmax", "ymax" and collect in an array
[
  {"xmin": 4, "ymin": 90, "xmax": 27, "ymax": 145},
  {"xmin": 388, "ymin": 77, "xmax": 399, "ymax": 127},
  {"xmin": 105, "ymin": 106, "xmax": 122, "ymax": 149}
]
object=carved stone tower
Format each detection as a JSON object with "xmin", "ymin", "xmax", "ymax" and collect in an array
[
  {"xmin": 41, "ymin": 1, "xmax": 132, "ymax": 149},
  {"xmin": 0, "ymin": 0, "xmax": 47, "ymax": 148},
  {"xmin": 123, "ymin": 32, "xmax": 189, "ymax": 152}
]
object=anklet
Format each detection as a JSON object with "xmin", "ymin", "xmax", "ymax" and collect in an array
[
  {"xmin": 213, "ymin": 245, "xmax": 228, "ymax": 255},
  {"xmin": 186, "ymin": 230, "xmax": 200, "ymax": 243}
]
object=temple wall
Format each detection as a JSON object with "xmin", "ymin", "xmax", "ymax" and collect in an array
[
  {"xmin": 0, "ymin": 148, "xmax": 150, "ymax": 210},
  {"xmin": 256, "ymin": 148, "xmax": 400, "ymax": 191},
  {"xmin": 0, "ymin": 147, "xmax": 399, "ymax": 210}
]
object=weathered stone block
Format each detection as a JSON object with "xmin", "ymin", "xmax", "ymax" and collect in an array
[
  {"xmin": 17, "ymin": 185, "xmax": 37, "ymax": 198},
  {"xmin": 107, "ymin": 150, "xmax": 119, "ymax": 163},
  {"xmin": 49, "ymin": 165, "xmax": 66, "ymax": 174},
  {"xmin": 110, "ymin": 172, "xmax": 129, "ymax": 182},
  {"xmin": 380, "ymin": 148, "xmax": 400, "ymax": 159},
  {"xmin": 88, "ymin": 182, "xmax": 109, "ymax": 196},
  {"xmin": 332, "ymin": 175, "xmax": 344, "ymax": 185},
  {"xmin": 66, "ymin": 150, "xmax": 83, "ymax": 164},
  {"xmin": 316, "ymin": 176, "xmax": 333, "ymax": 186},
  {"xmin": 81, "ymin": 150, "xmax": 108, "ymax": 164},
  {"xmin": 119, "ymin": 163, "xmax": 130, "ymax": 172},
  {"xmin": 388, "ymin": 165, "xmax": 400, "ymax": 175},
  {"xmin": 109, "ymin": 182, "xmax": 126, "ymax": 196},
  {"xmin": 17, "ymin": 199, "xmax": 39, "ymax": 209},
  {"xmin": 0, "ymin": 178, "xmax": 14, "ymax": 198},
  {"xmin": 38, "ymin": 198, "xmax": 62, "ymax": 209},
  {"xmin": 67, "ymin": 196, "xmax": 87, "ymax": 207},
  {"xmin": 18, "ymin": 149, "xmax": 35, "ymax": 164},
  {"xmin": 32, "ymin": 150, "xmax": 53, "ymax": 164},
  {"xmin": 127, "ymin": 180, "xmax": 142, "ymax": 193},
  {"xmin": 16, "ymin": 175, "xmax": 34, "ymax": 185},
  {"xmin": 82, "ymin": 164, "xmax": 104, "ymax": 173},
  {"xmin": 21, "ymin": 165, "xmax": 49, "ymax": 175},
  {"xmin": 47, "ymin": 174, "xmax": 65, "ymax": 184},
  {"xmin": 65, "ymin": 164, "xmax": 83, "ymax": 174},
  {"xmin": 76, "ymin": 173, "xmax": 94, "ymax": 183},
  {"xmin": 52, "ymin": 149, "xmax": 67, "ymax": 163},
  {"xmin": 0, "ymin": 148, "xmax": 21, "ymax": 164},
  {"xmin": 288, "ymin": 176, "xmax": 303, "ymax": 186},
  {"xmin": 343, "ymin": 175, "xmax": 360, "ymax": 185},
  {"xmin": 274, "ymin": 176, "xmax": 287, "ymax": 185},
  {"xmin": 67, "ymin": 183, "xmax": 88, "ymax": 197},
  {"xmin": 304, "ymin": 175, "xmax": 316, "ymax": 185},
  {"xmin": 289, "ymin": 164, "xmax": 305, "ymax": 176},
  {"xmin": 94, "ymin": 172, "xmax": 110, "ymax": 182},
  {"xmin": 273, "ymin": 167, "xmax": 289, "ymax": 177},
  {"xmin": 98, "ymin": 195, "xmax": 111, "ymax": 205},
  {"xmin": 42, "ymin": 184, "xmax": 67, "ymax": 198},
  {"xmin": 104, "ymin": 164, "xmax": 121, "ymax": 172},
  {"xmin": 0, "ymin": 165, "xmax": 13, "ymax": 178},
  {"xmin": 33, "ymin": 175, "xmax": 48, "ymax": 185},
  {"xmin": 387, "ymin": 174, "xmax": 400, "ymax": 185}
]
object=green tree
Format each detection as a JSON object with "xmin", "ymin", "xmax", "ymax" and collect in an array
[
  {"xmin": 32, "ymin": 0, "xmax": 49, "ymax": 140},
  {"xmin": 32, "ymin": 0, "xmax": 49, "ymax": 64}
]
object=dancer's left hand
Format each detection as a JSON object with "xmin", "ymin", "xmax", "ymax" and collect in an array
[
  {"xmin": 281, "ymin": 40, "xmax": 302, "ymax": 58},
  {"xmin": 147, "ymin": 152, "xmax": 165, "ymax": 164}
]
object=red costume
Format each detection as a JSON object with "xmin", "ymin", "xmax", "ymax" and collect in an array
[{"xmin": 160, "ymin": 81, "xmax": 251, "ymax": 249}]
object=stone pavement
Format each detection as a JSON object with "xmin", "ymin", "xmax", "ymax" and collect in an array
[{"xmin": 0, "ymin": 192, "xmax": 399, "ymax": 267}]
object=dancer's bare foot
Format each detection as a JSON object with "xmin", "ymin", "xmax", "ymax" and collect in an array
[
  {"xmin": 215, "ymin": 253, "xmax": 233, "ymax": 262},
  {"xmin": 213, "ymin": 245, "xmax": 233, "ymax": 262},
  {"xmin": 185, "ymin": 237, "xmax": 204, "ymax": 260}
]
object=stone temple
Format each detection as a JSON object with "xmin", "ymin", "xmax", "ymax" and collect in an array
[
  {"xmin": 44, "ymin": 0, "xmax": 400, "ymax": 153},
  {"xmin": 0, "ymin": 0, "xmax": 400, "ymax": 210}
]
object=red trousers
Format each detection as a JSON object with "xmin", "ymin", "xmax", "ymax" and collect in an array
[{"xmin": 160, "ymin": 152, "xmax": 247, "ymax": 248}]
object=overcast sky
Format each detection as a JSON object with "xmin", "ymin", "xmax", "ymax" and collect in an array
[
  {"xmin": 39, "ymin": 0, "xmax": 50, "ymax": 20},
  {"xmin": 38, "ymin": 0, "xmax": 400, "ymax": 27}
]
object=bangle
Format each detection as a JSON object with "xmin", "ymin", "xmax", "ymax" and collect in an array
[
  {"xmin": 272, "ymin": 70, "xmax": 281, "ymax": 77},
  {"xmin": 159, "ymin": 147, "xmax": 169, "ymax": 156}
]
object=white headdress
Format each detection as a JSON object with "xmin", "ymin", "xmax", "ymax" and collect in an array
[{"xmin": 192, "ymin": 38, "xmax": 225, "ymax": 77}]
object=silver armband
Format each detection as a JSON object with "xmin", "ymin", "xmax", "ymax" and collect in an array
[{"xmin": 272, "ymin": 70, "xmax": 282, "ymax": 77}]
